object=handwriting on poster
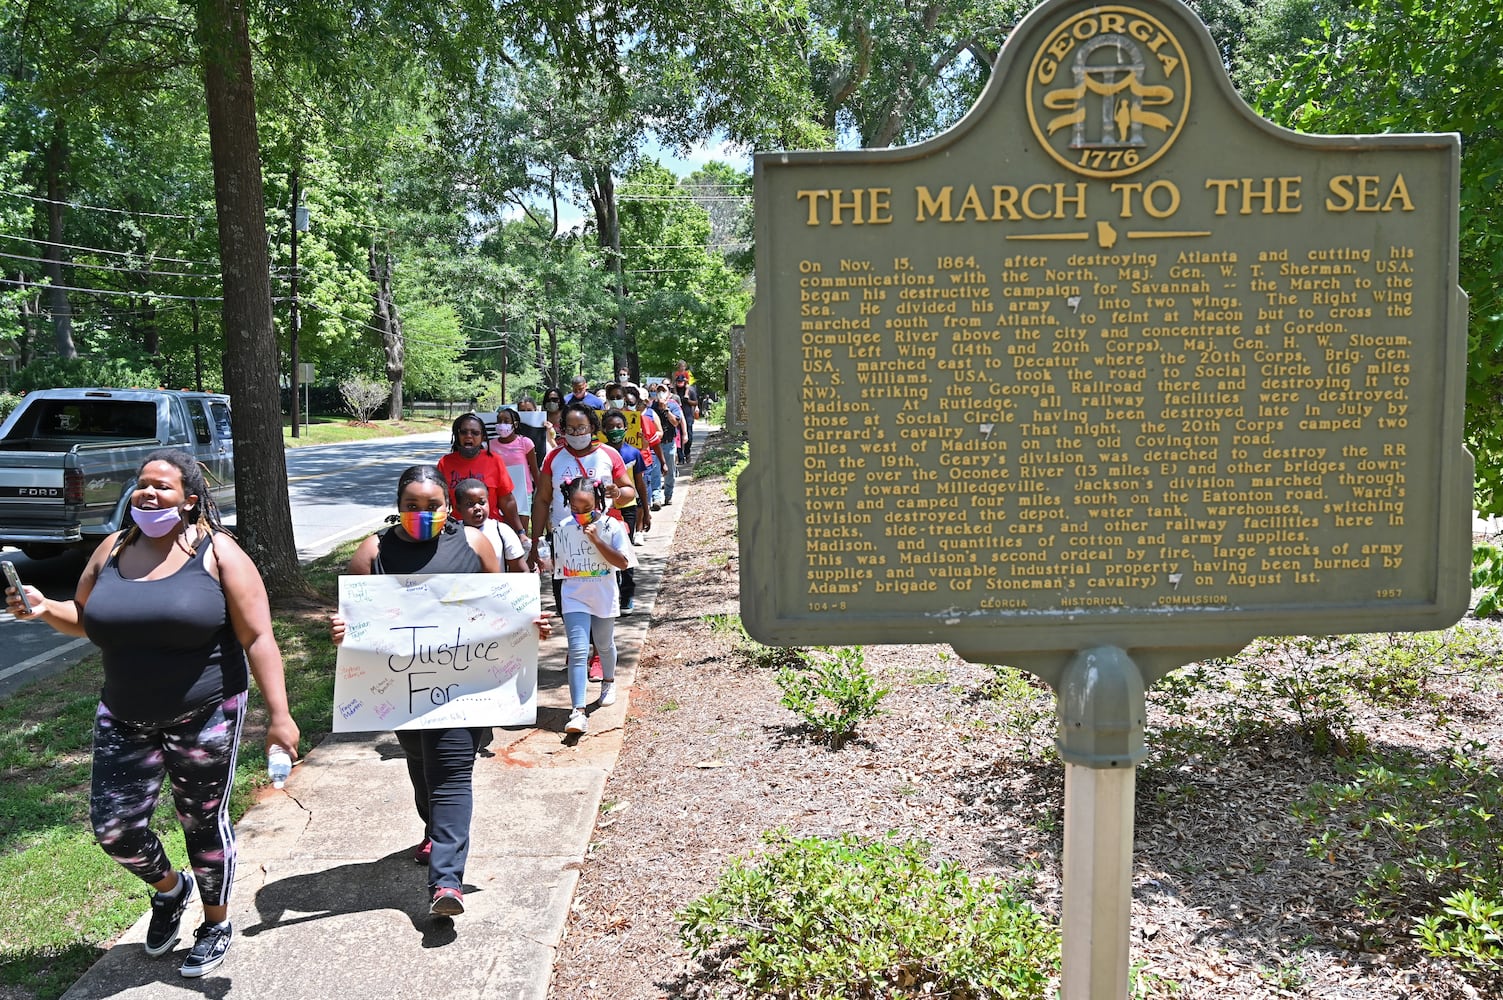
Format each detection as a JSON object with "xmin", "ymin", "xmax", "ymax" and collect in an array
[{"xmin": 334, "ymin": 573, "xmax": 541, "ymax": 731}]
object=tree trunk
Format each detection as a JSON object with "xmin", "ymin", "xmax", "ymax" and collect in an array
[
  {"xmin": 369, "ymin": 245, "xmax": 405, "ymax": 420},
  {"xmin": 548, "ymin": 319, "xmax": 559, "ymax": 386},
  {"xmin": 585, "ymin": 165, "xmax": 629, "ymax": 370},
  {"xmin": 532, "ymin": 320, "xmax": 545, "ymax": 387},
  {"xmin": 17, "ymin": 293, "xmax": 37, "ymax": 367},
  {"xmin": 195, "ymin": 0, "xmax": 304, "ymax": 595},
  {"xmin": 43, "ymin": 121, "xmax": 77, "ymax": 360}
]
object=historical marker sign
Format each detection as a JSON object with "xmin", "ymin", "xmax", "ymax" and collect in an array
[{"xmin": 739, "ymin": 0, "xmax": 1470, "ymax": 685}]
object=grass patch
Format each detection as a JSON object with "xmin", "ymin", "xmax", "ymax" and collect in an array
[
  {"xmin": 0, "ymin": 546, "xmax": 349, "ymax": 998},
  {"xmin": 283, "ymin": 415, "xmax": 449, "ymax": 447},
  {"xmin": 689, "ymin": 430, "xmax": 748, "ymax": 501},
  {"xmin": 690, "ymin": 430, "xmax": 747, "ymax": 481},
  {"xmin": 703, "ymin": 612, "xmax": 802, "ymax": 669}
]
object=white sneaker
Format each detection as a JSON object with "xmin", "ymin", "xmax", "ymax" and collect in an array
[
  {"xmin": 599, "ymin": 681, "xmax": 617, "ymax": 706},
  {"xmin": 566, "ymin": 709, "xmax": 588, "ymax": 734}
]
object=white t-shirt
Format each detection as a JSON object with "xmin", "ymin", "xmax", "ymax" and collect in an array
[
  {"xmin": 553, "ymin": 514, "xmax": 630, "ymax": 618},
  {"xmin": 479, "ymin": 518, "xmax": 525, "ymax": 563},
  {"xmin": 539, "ymin": 446, "xmax": 627, "ymax": 531}
]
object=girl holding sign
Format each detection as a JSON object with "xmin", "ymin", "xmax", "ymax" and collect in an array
[
  {"xmin": 331, "ymin": 464, "xmax": 547, "ymax": 919},
  {"xmin": 554, "ymin": 476, "xmax": 632, "ymax": 735}
]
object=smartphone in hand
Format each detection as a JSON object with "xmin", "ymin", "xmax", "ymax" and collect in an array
[{"xmin": 2, "ymin": 560, "xmax": 32, "ymax": 615}]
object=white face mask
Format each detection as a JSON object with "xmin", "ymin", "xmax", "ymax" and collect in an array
[
  {"xmin": 607, "ymin": 398, "xmax": 623, "ymax": 409},
  {"xmin": 564, "ymin": 431, "xmax": 593, "ymax": 450},
  {"xmin": 657, "ymin": 391, "xmax": 670, "ymax": 401}
]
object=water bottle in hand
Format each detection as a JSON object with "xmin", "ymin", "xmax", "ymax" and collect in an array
[
  {"xmin": 267, "ymin": 745, "xmax": 292, "ymax": 789},
  {"xmin": 535, "ymin": 538, "xmax": 552, "ymax": 574}
]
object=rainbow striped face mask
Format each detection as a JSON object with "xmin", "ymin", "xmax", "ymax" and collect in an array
[
  {"xmin": 572, "ymin": 510, "xmax": 600, "ymax": 527},
  {"xmin": 399, "ymin": 510, "xmax": 447, "ymax": 541}
]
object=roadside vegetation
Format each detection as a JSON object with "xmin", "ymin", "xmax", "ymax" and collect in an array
[{"xmin": 281, "ymin": 414, "xmax": 451, "ymax": 447}]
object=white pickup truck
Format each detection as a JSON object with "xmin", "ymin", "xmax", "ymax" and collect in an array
[{"xmin": 0, "ymin": 388, "xmax": 234, "ymax": 559}]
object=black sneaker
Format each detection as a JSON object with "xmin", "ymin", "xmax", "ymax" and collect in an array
[
  {"xmin": 179, "ymin": 921, "xmax": 232, "ymax": 978},
  {"xmin": 144, "ymin": 870, "xmax": 195, "ymax": 957}
]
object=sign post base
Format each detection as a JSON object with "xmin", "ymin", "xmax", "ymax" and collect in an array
[{"xmin": 1056, "ymin": 646, "xmax": 1148, "ymax": 1000}]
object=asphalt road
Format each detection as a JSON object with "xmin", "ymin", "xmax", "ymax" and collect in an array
[{"xmin": 0, "ymin": 429, "xmax": 451, "ymax": 699}]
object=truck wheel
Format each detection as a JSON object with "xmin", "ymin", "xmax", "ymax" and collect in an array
[{"xmin": 20, "ymin": 544, "xmax": 65, "ymax": 561}]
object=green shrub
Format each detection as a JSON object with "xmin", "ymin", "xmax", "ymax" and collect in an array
[
  {"xmin": 1415, "ymin": 889, "xmax": 1503, "ymax": 973},
  {"xmin": 678, "ymin": 829, "xmax": 1059, "ymax": 1000},
  {"xmin": 1297, "ymin": 738, "xmax": 1503, "ymax": 980},
  {"xmin": 11, "ymin": 356, "xmax": 162, "ymax": 392},
  {"xmin": 775, "ymin": 646, "xmax": 888, "ymax": 749},
  {"xmin": 980, "ymin": 664, "xmax": 1054, "ymax": 759},
  {"xmin": 1473, "ymin": 542, "xmax": 1503, "ymax": 617},
  {"xmin": 704, "ymin": 612, "xmax": 803, "ymax": 669},
  {"xmin": 0, "ymin": 392, "xmax": 21, "ymax": 421}
]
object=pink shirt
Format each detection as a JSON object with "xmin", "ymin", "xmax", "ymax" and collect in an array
[{"xmin": 487, "ymin": 434, "xmax": 536, "ymax": 494}]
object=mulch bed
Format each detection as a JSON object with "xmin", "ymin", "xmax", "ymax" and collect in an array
[{"xmin": 550, "ymin": 434, "xmax": 1501, "ymax": 999}]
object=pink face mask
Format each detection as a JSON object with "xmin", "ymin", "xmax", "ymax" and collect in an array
[{"xmin": 131, "ymin": 505, "xmax": 183, "ymax": 538}]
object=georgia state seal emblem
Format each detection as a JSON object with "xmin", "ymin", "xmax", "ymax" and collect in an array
[{"xmin": 1026, "ymin": 6, "xmax": 1190, "ymax": 179}]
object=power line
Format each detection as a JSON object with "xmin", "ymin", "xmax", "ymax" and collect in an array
[
  {"xmin": 0, "ymin": 189, "xmax": 204, "ymax": 221},
  {"xmin": 0, "ymin": 276, "xmax": 224, "ymax": 303},
  {"xmin": 618, "ymin": 195, "xmax": 751, "ymax": 202},
  {"xmin": 0, "ymin": 231, "xmax": 219, "ymax": 267},
  {"xmin": 0, "ymin": 249, "xmax": 221, "ymax": 281},
  {"xmin": 299, "ymin": 301, "xmax": 510, "ymax": 352}
]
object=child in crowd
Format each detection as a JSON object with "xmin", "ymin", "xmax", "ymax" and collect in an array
[
  {"xmin": 487, "ymin": 408, "xmax": 539, "ymax": 535},
  {"xmin": 453, "ymin": 478, "xmax": 528, "ymax": 572},
  {"xmin": 601, "ymin": 410, "xmax": 650, "ymax": 603},
  {"xmin": 552, "ymin": 476, "xmax": 631, "ymax": 735}
]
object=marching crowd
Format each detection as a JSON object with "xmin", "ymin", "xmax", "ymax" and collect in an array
[{"xmin": 2, "ymin": 357, "xmax": 709, "ymax": 976}]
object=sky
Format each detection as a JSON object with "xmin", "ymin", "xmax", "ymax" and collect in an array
[{"xmin": 549, "ymin": 134, "xmax": 750, "ymax": 231}]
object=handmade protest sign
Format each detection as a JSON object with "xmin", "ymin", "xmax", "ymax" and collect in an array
[{"xmin": 333, "ymin": 573, "xmax": 540, "ymax": 732}]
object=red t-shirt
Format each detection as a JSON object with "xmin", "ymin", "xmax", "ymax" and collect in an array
[
  {"xmin": 437, "ymin": 451, "xmax": 514, "ymax": 521},
  {"xmin": 639, "ymin": 409, "xmax": 662, "ymax": 465}
]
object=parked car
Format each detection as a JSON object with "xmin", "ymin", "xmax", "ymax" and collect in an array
[{"xmin": 0, "ymin": 388, "xmax": 234, "ymax": 559}]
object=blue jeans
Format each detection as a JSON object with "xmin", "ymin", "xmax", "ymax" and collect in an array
[
  {"xmin": 563, "ymin": 610, "xmax": 616, "ymax": 708},
  {"xmin": 395, "ymin": 726, "xmax": 485, "ymax": 891},
  {"xmin": 661, "ymin": 447, "xmax": 677, "ymax": 503},
  {"xmin": 645, "ymin": 457, "xmax": 662, "ymax": 504}
]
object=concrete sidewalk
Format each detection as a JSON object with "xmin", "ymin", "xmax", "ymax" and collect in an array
[{"xmin": 61, "ymin": 430, "xmax": 711, "ymax": 1000}]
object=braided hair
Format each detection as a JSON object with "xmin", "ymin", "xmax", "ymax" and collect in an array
[
  {"xmin": 118, "ymin": 448, "xmax": 228, "ymax": 553},
  {"xmin": 561, "ymin": 474, "xmax": 608, "ymax": 514}
]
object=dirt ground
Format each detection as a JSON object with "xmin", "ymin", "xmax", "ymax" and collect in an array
[{"xmin": 550, "ymin": 434, "xmax": 1501, "ymax": 999}]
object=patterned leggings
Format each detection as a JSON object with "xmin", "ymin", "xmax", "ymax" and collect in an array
[{"xmin": 89, "ymin": 693, "xmax": 246, "ymax": 906}]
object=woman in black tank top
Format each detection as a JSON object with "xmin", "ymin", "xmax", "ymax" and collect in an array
[
  {"xmin": 331, "ymin": 464, "xmax": 538, "ymax": 919},
  {"xmin": 3, "ymin": 448, "xmax": 298, "ymax": 978}
]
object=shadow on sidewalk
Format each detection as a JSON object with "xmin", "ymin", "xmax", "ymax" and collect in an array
[{"xmin": 242, "ymin": 849, "xmax": 464, "ymax": 948}]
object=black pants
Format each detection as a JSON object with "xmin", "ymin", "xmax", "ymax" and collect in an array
[
  {"xmin": 396, "ymin": 726, "xmax": 486, "ymax": 891},
  {"xmin": 617, "ymin": 506, "xmax": 637, "ymax": 603}
]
